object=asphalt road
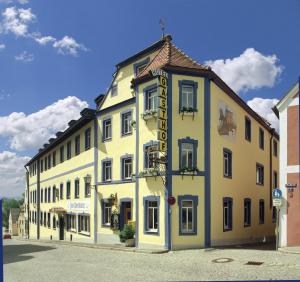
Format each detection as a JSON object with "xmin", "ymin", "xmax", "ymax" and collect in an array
[{"xmin": 3, "ymin": 239, "xmax": 300, "ymax": 281}]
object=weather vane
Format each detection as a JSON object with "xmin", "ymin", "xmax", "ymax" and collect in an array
[{"xmin": 159, "ymin": 18, "xmax": 165, "ymax": 38}]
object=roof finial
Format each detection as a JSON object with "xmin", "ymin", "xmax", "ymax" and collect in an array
[{"xmin": 159, "ymin": 18, "xmax": 165, "ymax": 38}]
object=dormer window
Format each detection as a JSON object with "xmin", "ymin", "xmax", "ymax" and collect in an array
[
  {"xmin": 136, "ymin": 63, "xmax": 147, "ymax": 75},
  {"xmin": 111, "ymin": 84, "xmax": 118, "ymax": 97}
]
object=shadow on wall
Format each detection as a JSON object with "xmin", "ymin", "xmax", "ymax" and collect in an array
[{"xmin": 3, "ymin": 243, "xmax": 56, "ymax": 265}]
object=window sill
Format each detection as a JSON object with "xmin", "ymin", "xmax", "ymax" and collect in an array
[
  {"xmin": 223, "ymin": 175, "xmax": 232, "ymax": 179},
  {"xmin": 78, "ymin": 231, "xmax": 90, "ymax": 237},
  {"xmin": 179, "ymin": 231, "xmax": 197, "ymax": 236},
  {"xmin": 102, "ymin": 138, "xmax": 112, "ymax": 143},
  {"xmin": 256, "ymin": 183, "xmax": 264, "ymax": 186},
  {"xmin": 121, "ymin": 132, "xmax": 133, "ymax": 137},
  {"xmin": 67, "ymin": 229, "xmax": 77, "ymax": 233},
  {"xmin": 144, "ymin": 230, "xmax": 159, "ymax": 235}
]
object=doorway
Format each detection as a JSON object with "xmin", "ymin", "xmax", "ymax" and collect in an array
[
  {"xmin": 59, "ymin": 216, "xmax": 64, "ymax": 240},
  {"xmin": 120, "ymin": 201, "xmax": 132, "ymax": 230}
]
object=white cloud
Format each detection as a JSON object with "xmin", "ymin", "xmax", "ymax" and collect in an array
[
  {"xmin": 0, "ymin": 96, "xmax": 88, "ymax": 151},
  {"xmin": 0, "ymin": 0, "xmax": 28, "ymax": 4},
  {"xmin": 1, "ymin": 6, "xmax": 35, "ymax": 36},
  {"xmin": 15, "ymin": 50, "xmax": 34, "ymax": 62},
  {"xmin": 0, "ymin": 151, "xmax": 30, "ymax": 198},
  {"xmin": 205, "ymin": 48, "xmax": 283, "ymax": 93},
  {"xmin": 0, "ymin": 43, "xmax": 5, "ymax": 50},
  {"xmin": 34, "ymin": 35, "xmax": 55, "ymax": 45},
  {"xmin": 247, "ymin": 97, "xmax": 279, "ymax": 131},
  {"xmin": 53, "ymin": 36, "xmax": 88, "ymax": 56}
]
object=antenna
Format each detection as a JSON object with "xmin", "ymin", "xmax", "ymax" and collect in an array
[{"xmin": 159, "ymin": 18, "xmax": 165, "ymax": 38}]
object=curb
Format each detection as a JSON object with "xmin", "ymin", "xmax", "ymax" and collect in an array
[
  {"xmin": 14, "ymin": 238, "xmax": 169, "ymax": 254},
  {"xmin": 278, "ymin": 248, "xmax": 300, "ymax": 255}
]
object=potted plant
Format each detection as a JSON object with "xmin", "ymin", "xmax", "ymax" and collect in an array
[
  {"xmin": 119, "ymin": 224, "xmax": 135, "ymax": 247},
  {"xmin": 141, "ymin": 109, "xmax": 158, "ymax": 120}
]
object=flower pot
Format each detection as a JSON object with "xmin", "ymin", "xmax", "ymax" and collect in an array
[{"xmin": 125, "ymin": 238, "xmax": 135, "ymax": 247}]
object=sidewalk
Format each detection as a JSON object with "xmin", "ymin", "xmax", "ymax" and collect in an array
[
  {"xmin": 15, "ymin": 237, "xmax": 169, "ymax": 254},
  {"xmin": 279, "ymin": 246, "xmax": 300, "ymax": 254}
]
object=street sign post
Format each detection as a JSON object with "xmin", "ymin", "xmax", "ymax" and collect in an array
[{"xmin": 272, "ymin": 188, "xmax": 282, "ymax": 251}]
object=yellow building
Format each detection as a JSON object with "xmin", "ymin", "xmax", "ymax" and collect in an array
[{"xmin": 25, "ymin": 35, "xmax": 279, "ymax": 250}]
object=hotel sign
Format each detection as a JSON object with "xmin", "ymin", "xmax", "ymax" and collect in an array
[
  {"xmin": 155, "ymin": 71, "xmax": 168, "ymax": 152},
  {"xmin": 67, "ymin": 200, "xmax": 90, "ymax": 213}
]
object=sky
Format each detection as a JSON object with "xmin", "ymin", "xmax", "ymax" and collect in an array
[{"xmin": 0, "ymin": 0, "xmax": 299, "ymax": 197}]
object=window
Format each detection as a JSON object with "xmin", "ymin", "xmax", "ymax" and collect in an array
[
  {"xmin": 75, "ymin": 135, "xmax": 80, "ymax": 155},
  {"xmin": 111, "ymin": 84, "xmax": 118, "ymax": 96},
  {"xmin": 181, "ymin": 143, "xmax": 194, "ymax": 169},
  {"xmin": 85, "ymin": 128, "xmax": 91, "ymax": 150},
  {"xmin": 146, "ymin": 88, "xmax": 158, "ymax": 111},
  {"xmin": 75, "ymin": 179, "xmax": 80, "ymax": 199},
  {"xmin": 259, "ymin": 128, "xmax": 264, "ymax": 150},
  {"xmin": 134, "ymin": 57, "xmax": 150, "ymax": 76},
  {"xmin": 40, "ymin": 212, "xmax": 43, "ymax": 225},
  {"xmin": 41, "ymin": 189, "xmax": 43, "ymax": 203},
  {"xmin": 256, "ymin": 164, "xmax": 264, "ymax": 185},
  {"xmin": 223, "ymin": 149, "xmax": 232, "ymax": 178},
  {"xmin": 52, "ymin": 186, "xmax": 56, "ymax": 203},
  {"xmin": 47, "ymin": 155, "xmax": 51, "ymax": 169},
  {"xmin": 136, "ymin": 64, "xmax": 147, "ymax": 75},
  {"xmin": 48, "ymin": 187, "xmax": 51, "ymax": 203},
  {"xmin": 85, "ymin": 183, "xmax": 91, "ymax": 198},
  {"xmin": 60, "ymin": 146, "xmax": 64, "ymax": 163},
  {"xmin": 66, "ymin": 181, "xmax": 71, "ymax": 199},
  {"xmin": 145, "ymin": 198, "xmax": 159, "ymax": 233},
  {"xmin": 103, "ymin": 119, "xmax": 112, "ymax": 141},
  {"xmin": 179, "ymin": 80, "xmax": 198, "ymax": 111},
  {"xmin": 259, "ymin": 200, "xmax": 264, "ymax": 224},
  {"xmin": 40, "ymin": 159, "xmax": 44, "ymax": 173},
  {"xmin": 47, "ymin": 213, "xmax": 51, "ymax": 228},
  {"xmin": 43, "ymin": 213, "xmax": 46, "ymax": 227},
  {"xmin": 273, "ymin": 171, "xmax": 278, "ymax": 188},
  {"xmin": 102, "ymin": 160, "xmax": 112, "ymax": 182},
  {"xmin": 66, "ymin": 214, "xmax": 76, "ymax": 231},
  {"xmin": 103, "ymin": 202, "xmax": 112, "ymax": 226},
  {"xmin": 182, "ymin": 85, "xmax": 194, "ymax": 109},
  {"xmin": 122, "ymin": 157, "xmax": 132, "ymax": 180},
  {"xmin": 145, "ymin": 144, "xmax": 158, "ymax": 169},
  {"xmin": 78, "ymin": 215, "xmax": 90, "ymax": 234},
  {"xmin": 178, "ymin": 195, "xmax": 198, "ymax": 235},
  {"xmin": 244, "ymin": 198, "xmax": 251, "ymax": 227},
  {"xmin": 67, "ymin": 141, "xmax": 71, "ymax": 160},
  {"xmin": 121, "ymin": 111, "xmax": 132, "ymax": 136},
  {"xmin": 245, "ymin": 117, "xmax": 251, "ymax": 141},
  {"xmin": 44, "ymin": 189, "xmax": 47, "ymax": 203},
  {"xmin": 273, "ymin": 140, "xmax": 278, "ymax": 157},
  {"xmin": 52, "ymin": 151, "xmax": 56, "ymax": 167},
  {"xmin": 53, "ymin": 215, "xmax": 56, "ymax": 229},
  {"xmin": 60, "ymin": 183, "xmax": 63, "ymax": 200},
  {"xmin": 223, "ymin": 197, "xmax": 233, "ymax": 231}
]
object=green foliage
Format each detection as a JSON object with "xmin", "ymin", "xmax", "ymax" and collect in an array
[
  {"xmin": 2, "ymin": 197, "xmax": 23, "ymax": 228},
  {"xmin": 119, "ymin": 224, "xmax": 135, "ymax": 242}
]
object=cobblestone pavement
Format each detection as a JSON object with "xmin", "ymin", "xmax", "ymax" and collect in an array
[{"xmin": 4, "ymin": 239, "xmax": 300, "ymax": 281}]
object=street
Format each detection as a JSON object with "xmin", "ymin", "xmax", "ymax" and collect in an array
[{"xmin": 4, "ymin": 239, "xmax": 300, "ymax": 281}]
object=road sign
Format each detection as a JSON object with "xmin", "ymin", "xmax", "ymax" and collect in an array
[
  {"xmin": 272, "ymin": 188, "xmax": 282, "ymax": 199},
  {"xmin": 273, "ymin": 198, "xmax": 282, "ymax": 207}
]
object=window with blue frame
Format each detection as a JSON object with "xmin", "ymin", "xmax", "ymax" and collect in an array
[
  {"xmin": 144, "ymin": 143, "xmax": 158, "ymax": 169},
  {"xmin": 121, "ymin": 111, "xmax": 132, "ymax": 136},
  {"xmin": 178, "ymin": 138, "xmax": 198, "ymax": 170},
  {"xmin": 85, "ymin": 128, "xmax": 91, "ymax": 150},
  {"xmin": 223, "ymin": 148, "xmax": 232, "ymax": 178},
  {"xmin": 144, "ymin": 196, "xmax": 159, "ymax": 234},
  {"xmin": 145, "ymin": 87, "xmax": 158, "ymax": 111},
  {"xmin": 102, "ymin": 200, "xmax": 112, "ymax": 226},
  {"xmin": 244, "ymin": 198, "xmax": 251, "ymax": 227},
  {"xmin": 179, "ymin": 80, "xmax": 198, "ymax": 112},
  {"xmin": 102, "ymin": 160, "xmax": 112, "ymax": 182},
  {"xmin": 121, "ymin": 157, "xmax": 132, "ymax": 180},
  {"xmin": 103, "ymin": 118, "xmax": 112, "ymax": 141},
  {"xmin": 223, "ymin": 197, "xmax": 233, "ymax": 231},
  {"xmin": 178, "ymin": 195, "xmax": 198, "ymax": 235}
]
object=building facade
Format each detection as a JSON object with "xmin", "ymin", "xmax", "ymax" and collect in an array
[
  {"xmin": 25, "ymin": 35, "xmax": 279, "ymax": 250},
  {"xmin": 275, "ymin": 78, "xmax": 300, "ymax": 247},
  {"xmin": 9, "ymin": 208, "xmax": 20, "ymax": 236}
]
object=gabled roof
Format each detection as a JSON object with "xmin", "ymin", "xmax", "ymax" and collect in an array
[{"xmin": 136, "ymin": 35, "xmax": 210, "ymax": 80}]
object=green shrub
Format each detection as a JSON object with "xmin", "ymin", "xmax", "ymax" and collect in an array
[{"xmin": 119, "ymin": 224, "xmax": 135, "ymax": 242}]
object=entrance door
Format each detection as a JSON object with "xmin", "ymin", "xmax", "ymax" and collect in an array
[
  {"xmin": 59, "ymin": 216, "xmax": 64, "ymax": 240},
  {"xmin": 120, "ymin": 202, "xmax": 131, "ymax": 230}
]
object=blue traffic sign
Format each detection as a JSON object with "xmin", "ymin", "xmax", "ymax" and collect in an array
[{"xmin": 272, "ymin": 188, "xmax": 282, "ymax": 198}]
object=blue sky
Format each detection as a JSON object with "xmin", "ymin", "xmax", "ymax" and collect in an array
[{"xmin": 0, "ymin": 0, "xmax": 299, "ymax": 197}]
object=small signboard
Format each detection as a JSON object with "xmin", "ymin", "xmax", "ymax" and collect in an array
[
  {"xmin": 272, "ymin": 198, "xmax": 282, "ymax": 207},
  {"xmin": 272, "ymin": 188, "xmax": 282, "ymax": 199}
]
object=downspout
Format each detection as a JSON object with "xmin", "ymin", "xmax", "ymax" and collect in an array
[
  {"xmin": 269, "ymin": 129, "xmax": 275, "ymax": 209},
  {"xmin": 24, "ymin": 166, "xmax": 30, "ymax": 238}
]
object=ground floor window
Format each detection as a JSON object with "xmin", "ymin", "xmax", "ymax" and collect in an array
[
  {"xmin": 259, "ymin": 200, "xmax": 264, "ymax": 224},
  {"xmin": 66, "ymin": 214, "xmax": 76, "ymax": 231},
  {"xmin": 144, "ymin": 196, "xmax": 160, "ymax": 234},
  {"xmin": 178, "ymin": 195, "xmax": 198, "ymax": 235},
  {"xmin": 78, "ymin": 215, "xmax": 90, "ymax": 234},
  {"xmin": 244, "ymin": 198, "xmax": 251, "ymax": 227},
  {"xmin": 47, "ymin": 213, "xmax": 51, "ymax": 228},
  {"xmin": 102, "ymin": 201, "xmax": 112, "ymax": 226},
  {"xmin": 223, "ymin": 197, "xmax": 233, "ymax": 231}
]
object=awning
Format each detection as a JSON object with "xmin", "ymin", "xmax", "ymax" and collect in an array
[{"xmin": 49, "ymin": 207, "xmax": 67, "ymax": 214}]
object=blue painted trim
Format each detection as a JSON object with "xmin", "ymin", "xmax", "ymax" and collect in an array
[
  {"xmin": 143, "ymin": 83, "xmax": 157, "ymax": 111},
  {"xmin": 93, "ymin": 117, "xmax": 98, "ymax": 243},
  {"xmin": 120, "ymin": 154, "xmax": 133, "ymax": 180},
  {"xmin": 143, "ymin": 141, "xmax": 159, "ymax": 169},
  {"xmin": 119, "ymin": 197, "xmax": 133, "ymax": 230},
  {"xmin": 102, "ymin": 115, "xmax": 112, "ymax": 142},
  {"xmin": 178, "ymin": 195, "xmax": 198, "ymax": 236},
  {"xmin": 166, "ymin": 72, "xmax": 172, "ymax": 250},
  {"xmin": 178, "ymin": 137, "xmax": 198, "ymax": 169},
  {"xmin": 135, "ymin": 86, "xmax": 139, "ymax": 247},
  {"xmin": 178, "ymin": 80, "xmax": 198, "ymax": 112},
  {"xmin": 96, "ymin": 97, "xmax": 135, "ymax": 117},
  {"xmin": 223, "ymin": 197, "xmax": 233, "ymax": 231},
  {"xmin": 120, "ymin": 109, "xmax": 133, "ymax": 137},
  {"xmin": 204, "ymin": 77, "xmax": 211, "ymax": 247},
  {"xmin": 143, "ymin": 196, "xmax": 160, "ymax": 235},
  {"xmin": 133, "ymin": 57, "xmax": 150, "ymax": 77},
  {"xmin": 101, "ymin": 158, "xmax": 113, "ymax": 182}
]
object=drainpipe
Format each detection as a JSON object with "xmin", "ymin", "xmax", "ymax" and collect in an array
[
  {"xmin": 269, "ymin": 129, "xmax": 275, "ymax": 209},
  {"xmin": 24, "ymin": 166, "xmax": 30, "ymax": 239}
]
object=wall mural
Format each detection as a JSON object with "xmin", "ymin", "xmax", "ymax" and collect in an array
[{"xmin": 218, "ymin": 101, "xmax": 237, "ymax": 138}]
